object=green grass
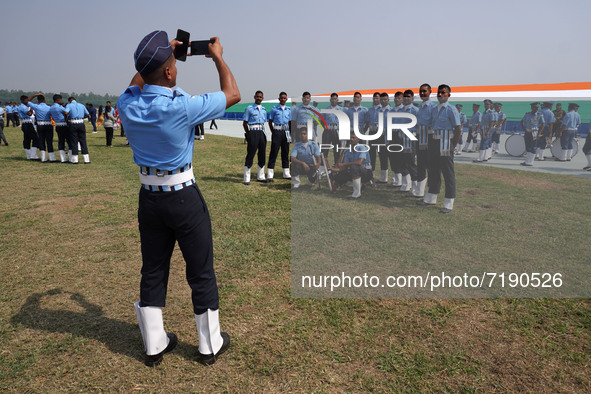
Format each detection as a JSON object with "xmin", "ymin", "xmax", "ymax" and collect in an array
[{"xmin": 0, "ymin": 123, "xmax": 589, "ymax": 392}]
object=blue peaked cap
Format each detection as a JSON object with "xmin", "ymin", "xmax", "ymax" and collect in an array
[{"xmin": 134, "ymin": 30, "xmax": 173, "ymax": 77}]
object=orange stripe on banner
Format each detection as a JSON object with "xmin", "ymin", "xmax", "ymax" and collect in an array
[{"xmin": 314, "ymin": 82, "xmax": 591, "ymax": 97}]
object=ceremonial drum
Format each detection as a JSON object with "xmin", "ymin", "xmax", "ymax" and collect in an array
[
  {"xmin": 550, "ymin": 138, "xmax": 579, "ymax": 158},
  {"xmin": 505, "ymin": 134, "xmax": 526, "ymax": 157}
]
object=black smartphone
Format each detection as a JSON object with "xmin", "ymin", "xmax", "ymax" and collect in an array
[
  {"xmin": 174, "ymin": 29, "xmax": 190, "ymax": 61},
  {"xmin": 190, "ymin": 39, "xmax": 215, "ymax": 56}
]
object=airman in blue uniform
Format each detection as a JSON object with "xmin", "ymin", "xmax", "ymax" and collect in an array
[
  {"xmin": 322, "ymin": 93, "xmax": 344, "ymax": 166},
  {"xmin": 454, "ymin": 104, "xmax": 467, "ymax": 154},
  {"xmin": 17, "ymin": 95, "xmax": 40, "ymax": 160},
  {"xmin": 390, "ymin": 91, "xmax": 405, "ymax": 187},
  {"xmin": 556, "ymin": 103, "xmax": 581, "ymax": 162},
  {"xmin": 119, "ymin": 30, "xmax": 240, "ymax": 367},
  {"xmin": 417, "ymin": 84, "xmax": 461, "ymax": 213},
  {"xmin": 291, "ymin": 91, "xmax": 319, "ymax": 143},
  {"xmin": 50, "ymin": 95, "xmax": 72, "ymax": 163},
  {"xmin": 376, "ymin": 92, "xmax": 392, "ymax": 184},
  {"xmin": 267, "ymin": 92, "xmax": 292, "ymax": 181},
  {"xmin": 365, "ymin": 92, "xmax": 382, "ymax": 178},
  {"xmin": 243, "ymin": 91, "xmax": 268, "ymax": 184},
  {"xmin": 65, "ymin": 97, "xmax": 90, "ymax": 164},
  {"xmin": 290, "ymin": 128, "xmax": 322, "ymax": 189},
  {"xmin": 474, "ymin": 99, "xmax": 497, "ymax": 162},
  {"xmin": 413, "ymin": 84, "xmax": 435, "ymax": 197},
  {"xmin": 520, "ymin": 102, "xmax": 545, "ymax": 166},
  {"xmin": 491, "ymin": 103, "xmax": 506, "ymax": 154},
  {"xmin": 5, "ymin": 102, "xmax": 15, "ymax": 128},
  {"xmin": 332, "ymin": 132, "xmax": 373, "ymax": 199},
  {"xmin": 537, "ymin": 102, "xmax": 555, "ymax": 160},
  {"xmin": 397, "ymin": 90, "xmax": 419, "ymax": 192},
  {"xmin": 463, "ymin": 104, "xmax": 481, "ymax": 152}
]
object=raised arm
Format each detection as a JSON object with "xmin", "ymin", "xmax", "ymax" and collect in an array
[{"xmin": 207, "ymin": 37, "xmax": 240, "ymax": 109}]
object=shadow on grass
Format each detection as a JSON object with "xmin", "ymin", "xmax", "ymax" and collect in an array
[
  {"xmin": 199, "ymin": 174, "xmax": 242, "ymax": 184},
  {"xmin": 0, "ymin": 156, "xmax": 36, "ymax": 163},
  {"xmin": 10, "ymin": 288, "xmax": 202, "ymax": 365}
]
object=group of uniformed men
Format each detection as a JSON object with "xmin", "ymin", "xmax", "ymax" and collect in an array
[
  {"xmin": 241, "ymin": 87, "xmax": 590, "ymax": 212},
  {"xmin": 461, "ymin": 100, "xmax": 585, "ymax": 168},
  {"xmin": 243, "ymin": 85, "xmax": 464, "ymax": 213},
  {"xmin": 516, "ymin": 101, "xmax": 584, "ymax": 167},
  {"xmin": 2, "ymin": 94, "xmax": 91, "ymax": 163}
]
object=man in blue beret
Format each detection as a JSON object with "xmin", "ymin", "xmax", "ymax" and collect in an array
[
  {"xmin": 118, "ymin": 30, "xmax": 240, "ymax": 367},
  {"xmin": 520, "ymin": 102, "xmax": 545, "ymax": 166},
  {"xmin": 537, "ymin": 102, "xmax": 555, "ymax": 160},
  {"xmin": 454, "ymin": 104, "xmax": 466, "ymax": 154},
  {"xmin": 65, "ymin": 96, "xmax": 90, "ymax": 164},
  {"xmin": 556, "ymin": 103, "xmax": 581, "ymax": 161},
  {"xmin": 463, "ymin": 103, "xmax": 481, "ymax": 153}
]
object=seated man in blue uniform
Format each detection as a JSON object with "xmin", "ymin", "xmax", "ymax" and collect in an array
[
  {"xmin": 118, "ymin": 30, "xmax": 240, "ymax": 367},
  {"xmin": 290, "ymin": 128, "xmax": 322, "ymax": 189},
  {"xmin": 331, "ymin": 132, "xmax": 373, "ymax": 199}
]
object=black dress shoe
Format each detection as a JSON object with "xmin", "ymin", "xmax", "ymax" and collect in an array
[
  {"xmin": 197, "ymin": 332, "xmax": 230, "ymax": 366},
  {"xmin": 145, "ymin": 333, "xmax": 178, "ymax": 367},
  {"xmin": 416, "ymin": 200, "xmax": 435, "ymax": 206}
]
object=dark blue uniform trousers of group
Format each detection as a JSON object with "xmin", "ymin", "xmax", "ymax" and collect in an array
[{"xmin": 138, "ymin": 184, "xmax": 219, "ymax": 315}]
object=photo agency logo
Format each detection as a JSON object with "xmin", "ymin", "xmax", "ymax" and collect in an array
[{"xmin": 302, "ymin": 108, "xmax": 418, "ymax": 153}]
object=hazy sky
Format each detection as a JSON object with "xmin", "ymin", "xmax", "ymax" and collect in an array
[{"xmin": 1, "ymin": 0, "xmax": 589, "ymax": 100}]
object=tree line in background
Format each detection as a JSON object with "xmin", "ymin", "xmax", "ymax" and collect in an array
[{"xmin": 0, "ymin": 89, "xmax": 119, "ymax": 106}]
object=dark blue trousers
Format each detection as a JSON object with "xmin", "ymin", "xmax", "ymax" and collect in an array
[{"xmin": 138, "ymin": 184, "xmax": 219, "ymax": 315}]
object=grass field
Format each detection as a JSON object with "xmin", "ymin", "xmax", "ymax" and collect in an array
[{"xmin": 0, "ymin": 123, "xmax": 589, "ymax": 392}]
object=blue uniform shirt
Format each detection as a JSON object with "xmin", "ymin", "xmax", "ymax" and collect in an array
[
  {"xmin": 290, "ymin": 140, "xmax": 320, "ymax": 164},
  {"xmin": 346, "ymin": 106, "xmax": 368, "ymax": 129},
  {"xmin": 323, "ymin": 105, "xmax": 343, "ymax": 126},
  {"xmin": 417, "ymin": 100, "xmax": 435, "ymax": 126},
  {"xmin": 65, "ymin": 100, "xmax": 90, "ymax": 119},
  {"xmin": 5, "ymin": 105, "xmax": 13, "ymax": 114},
  {"xmin": 399, "ymin": 104, "xmax": 419, "ymax": 128},
  {"xmin": 244, "ymin": 104, "xmax": 267, "ymax": 124},
  {"xmin": 17, "ymin": 103, "xmax": 31, "ymax": 120},
  {"xmin": 469, "ymin": 111, "xmax": 482, "ymax": 127},
  {"xmin": 562, "ymin": 111, "xmax": 581, "ymax": 129},
  {"xmin": 269, "ymin": 104, "xmax": 291, "ymax": 125},
  {"xmin": 540, "ymin": 108, "xmax": 556, "ymax": 126},
  {"xmin": 522, "ymin": 111, "xmax": 545, "ymax": 130},
  {"xmin": 118, "ymin": 84, "xmax": 226, "ymax": 170},
  {"xmin": 367, "ymin": 105, "xmax": 381, "ymax": 126},
  {"xmin": 431, "ymin": 102, "xmax": 461, "ymax": 130},
  {"xmin": 379, "ymin": 104, "xmax": 391, "ymax": 121},
  {"xmin": 459, "ymin": 112, "xmax": 467, "ymax": 126},
  {"xmin": 27, "ymin": 102, "xmax": 52, "ymax": 122},
  {"xmin": 481, "ymin": 108, "xmax": 498, "ymax": 131},
  {"xmin": 343, "ymin": 146, "xmax": 370, "ymax": 168},
  {"xmin": 292, "ymin": 105, "xmax": 320, "ymax": 124},
  {"xmin": 50, "ymin": 103, "xmax": 67, "ymax": 123}
]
